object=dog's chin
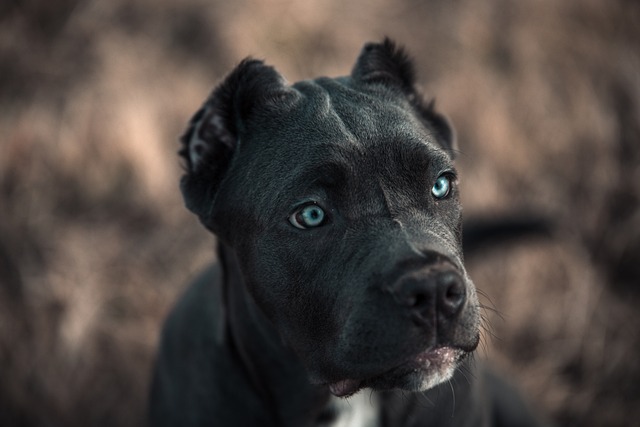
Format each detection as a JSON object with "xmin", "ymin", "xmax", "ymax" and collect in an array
[{"xmin": 326, "ymin": 346, "xmax": 467, "ymax": 398}]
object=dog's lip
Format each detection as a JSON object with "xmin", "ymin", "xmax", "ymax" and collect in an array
[
  {"xmin": 326, "ymin": 345, "xmax": 464, "ymax": 398},
  {"xmin": 328, "ymin": 379, "xmax": 362, "ymax": 397},
  {"xmin": 409, "ymin": 346, "xmax": 461, "ymax": 369}
]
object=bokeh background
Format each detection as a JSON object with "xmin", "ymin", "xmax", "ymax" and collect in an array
[{"xmin": 1, "ymin": 0, "xmax": 639, "ymax": 426}]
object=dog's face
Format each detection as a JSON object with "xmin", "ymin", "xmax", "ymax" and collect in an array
[{"xmin": 180, "ymin": 40, "xmax": 480, "ymax": 397}]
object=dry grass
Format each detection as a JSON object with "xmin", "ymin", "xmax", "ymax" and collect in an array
[{"xmin": 1, "ymin": 0, "xmax": 639, "ymax": 425}]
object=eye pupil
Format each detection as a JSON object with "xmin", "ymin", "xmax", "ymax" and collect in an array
[{"xmin": 290, "ymin": 204, "xmax": 326, "ymax": 229}]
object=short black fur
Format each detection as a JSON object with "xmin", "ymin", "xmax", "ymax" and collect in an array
[{"xmin": 150, "ymin": 39, "xmax": 544, "ymax": 427}]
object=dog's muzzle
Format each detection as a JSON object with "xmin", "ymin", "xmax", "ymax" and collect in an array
[{"xmin": 386, "ymin": 260, "xmax": 467, "ymax": 327}]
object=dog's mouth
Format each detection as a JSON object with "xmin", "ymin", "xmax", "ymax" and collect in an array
[{"xmin": 326, "ymin": 346, "xmax": 466, "ymax": 398}]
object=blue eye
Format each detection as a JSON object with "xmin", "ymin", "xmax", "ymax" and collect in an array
[
  {"xmin": 432, "ymin": 174, "xmax": 453, "ymax": 199},
  {"xmin": 289, "ymin": 203, "xmax": 327, "ymax": 229}
]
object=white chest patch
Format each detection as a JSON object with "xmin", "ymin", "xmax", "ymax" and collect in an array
[{"xmin": 322, "ymin": 392, "xmax": 380, "ymax": 427}]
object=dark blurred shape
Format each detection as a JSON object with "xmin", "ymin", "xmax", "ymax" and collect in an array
[{"xmin": 463, "ymin": 213, "xmax": 553, "ymax": 256}]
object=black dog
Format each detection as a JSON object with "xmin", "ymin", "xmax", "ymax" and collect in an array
[{"xmin": 150, "ymin": 39, "xmax": 542, "ymax": 427}]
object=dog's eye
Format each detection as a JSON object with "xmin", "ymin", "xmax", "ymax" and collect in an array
[
  {"xmin": 289, "ymin": 203, "xmax": 327, "ymax": 229},
  {"xmin": 431, "ymin": 174, "xmax": 453, "ymax": 199}
]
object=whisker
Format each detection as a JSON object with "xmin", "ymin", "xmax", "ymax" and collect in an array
[
  {"xmin": 448, "ymin": 378, "xmax": 456, "ymax": 418},
  {"xmin": 415, "ymin": 390, "xmax": 435, "ymax": 409}
]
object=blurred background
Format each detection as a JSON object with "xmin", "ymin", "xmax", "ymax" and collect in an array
[{"xmin": 1, "ymin": 0, "xmax": 639, "ymax": 425}]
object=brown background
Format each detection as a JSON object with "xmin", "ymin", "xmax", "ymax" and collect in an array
[{"xmin": 1, "ymin": 0, "xmax": 639, "ymax": 426}]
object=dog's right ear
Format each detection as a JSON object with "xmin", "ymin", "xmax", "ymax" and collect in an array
[
  {"xmin": 179, "ymin": 59, "xmax": 289, "ymax": 229},
  {"xmin": 352, "ymin": 39, "xmax": 457, "ymax": 158}
]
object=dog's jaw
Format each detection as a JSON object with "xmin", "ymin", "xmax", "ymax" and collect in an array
[
  {"xmin": 406, "ymin": 346, "xmax": 464, "ymax": 391},
  {"xmin": 326, "ymin": 345, "xmax": 469, "ymax": 398}
]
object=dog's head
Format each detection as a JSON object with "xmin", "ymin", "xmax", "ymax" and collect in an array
[{"xmin": 180, "ymin": 39, "xmax": 480, "ymax": 397}]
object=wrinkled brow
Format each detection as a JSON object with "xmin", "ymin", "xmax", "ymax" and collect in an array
[
  {"xmin": 284, "ymin": 138, "xmax": 451, "ymax": 198},
  {"xmin": 297, "ymin": 160, "xmax": 352, "ymax": 193}
]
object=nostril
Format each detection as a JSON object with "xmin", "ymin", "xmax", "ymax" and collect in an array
[
  {"xmin": 398, "ymin": 291, "xmax": 429, "ymax": 309},
  {"xmin": 438, "ymin": 272, "xmax": 466, "ymax": 316},
  {"xmin": 398, "ymin": 289, "xmax": 434, "ymax": 327},
  {"xmin": 410, "ymin": 293, "xmax": 427, "ymax": 308}
]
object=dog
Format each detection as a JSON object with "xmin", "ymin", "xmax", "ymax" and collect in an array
[{"xmin": 149, "ymin": 39, "xmax": 543, "ymax": 427}]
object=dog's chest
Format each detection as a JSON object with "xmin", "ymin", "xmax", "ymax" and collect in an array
[{"xmin": 317, "ymin": 392, "xmax": 380, "ymax": 427}]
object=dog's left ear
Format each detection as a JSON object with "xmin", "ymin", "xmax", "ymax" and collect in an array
[
  {"xmin": 179, "ymin": 59, "xmax": 292, "ymax": 230},
  {"xmin": 351, "ymin": 38, "xmax": 457, "ymax": 157}
]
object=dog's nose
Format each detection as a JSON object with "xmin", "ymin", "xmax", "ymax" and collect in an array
[{"xmin": 392, "ymin": 269, "xmax": 466, "ymax": 324}]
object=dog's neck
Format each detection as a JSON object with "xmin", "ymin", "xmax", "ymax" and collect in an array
[{"xmin": 218, "ymin": 241, "xmax": 332, "ymax": 424}]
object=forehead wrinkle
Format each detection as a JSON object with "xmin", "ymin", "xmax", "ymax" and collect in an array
[
  {"xmin": 298, "ymin": 78, "xmax": 415, "ymax": 150},
  {"xmin": 255, "ymin": 80, "xmax": 453, "ymax": 211},
  {"xmin": 291, "ymin": 149, "xmax": 356, "ymax": 196},
  {"xmin": 398, "ymin": 134, "xmax": 454, "ymax": 171},
  {"xmin": 293, "ymin": 80, "xmax": 362, "ymax": 149}
]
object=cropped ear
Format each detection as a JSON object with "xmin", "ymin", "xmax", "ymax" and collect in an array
[
  {"xmin": 351, "ymin": 38, "xmax": 416, "ymax": 95},
  {"xmin": 179, "ymin": 59, "xmax": 289, "ymax": 228},
  {"xmin": 352, "ymin": 38, "xmax": 457, "ymax": 157}
]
